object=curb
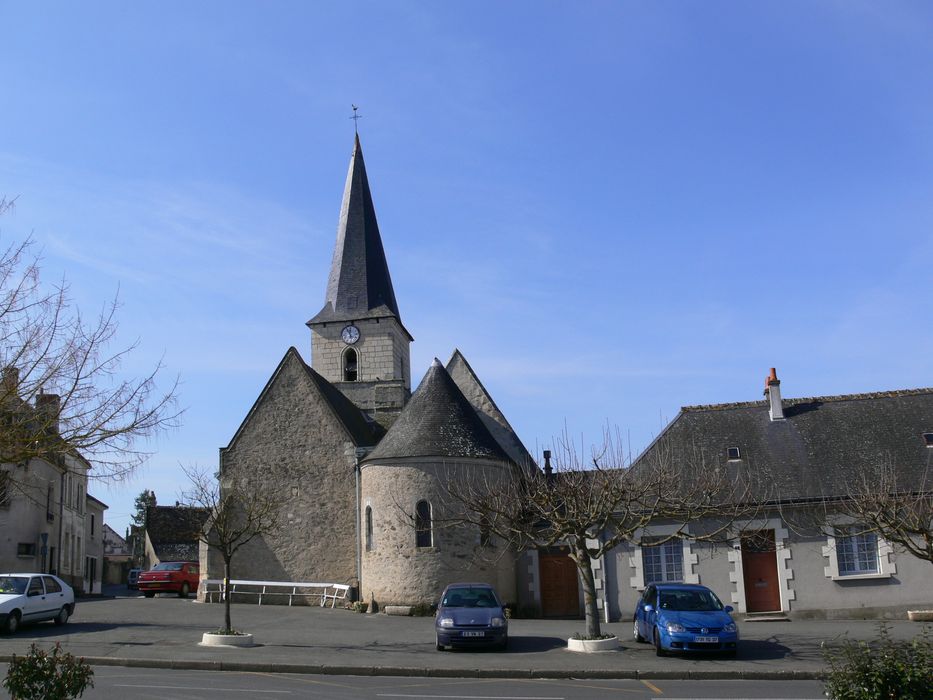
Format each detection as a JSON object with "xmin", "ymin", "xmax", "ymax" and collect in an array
[{"xmin": 0, "ymin": 654, "xmax": 825, "ymax": 681}]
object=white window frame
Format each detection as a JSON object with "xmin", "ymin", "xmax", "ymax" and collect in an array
[
  {"xmin": 629, "ymin": 525, "xmax": 698, "ymax": 590},
  {"xmin": 822, "ymin": 517, "xmax": 895, "ymax": 581}
]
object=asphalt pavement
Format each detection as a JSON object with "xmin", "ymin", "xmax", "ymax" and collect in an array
[{"xmin": 0, "ymin": 586, "xmax": 928, "ymax": 681}]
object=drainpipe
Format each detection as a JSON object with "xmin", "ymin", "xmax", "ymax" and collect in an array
[
  {"xmin": 354, "ymin": 447, "xmax": 369, "ymax": 601},
  {"xmin": 57, "ymin": 469, "xmax": 65, "ymax": 577}
]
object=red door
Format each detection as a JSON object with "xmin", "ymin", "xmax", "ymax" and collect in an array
[
  {"xmin": 539, "ymin": 554, "xmax": 580, "ymax": 617},
  {"xmin": 741, "ymin": 530, "xmax": 781, "ymax": 612}
]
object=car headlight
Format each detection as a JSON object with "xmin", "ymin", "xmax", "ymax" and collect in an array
[
  {"xmin": 666, "ymin": 622, "xmax": 685, "ymax": 633},
  {"xmin": 438, "ymin": 617, "xmax": 454, "ymax": 628},
  {"xmin": 490, "ymin": 617, "xmax": 505, "ymax": 628},
  {"xmin": 724, "ymin": 622, "xmax": 737, "ymax": 633}
]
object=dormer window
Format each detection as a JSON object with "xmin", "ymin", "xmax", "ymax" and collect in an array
[
  {"xmin": 343, "ymin": 348, "xmax": 358, "ymax": 382},
  {"xmin": 726, "ymin": 446, "xmax": 741, "ymax": 461},
  {"xmin": 924, "ymin": 432, "xmax": 933, "ymax": 447}
]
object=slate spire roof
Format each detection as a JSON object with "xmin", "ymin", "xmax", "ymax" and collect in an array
[
  {"xmin": 364, "ymin": 358, "xmax": 512, "ymax": 463},
  {"xmin": 309, "ymin": 134, "xmax": 402, "ymax": 326}
]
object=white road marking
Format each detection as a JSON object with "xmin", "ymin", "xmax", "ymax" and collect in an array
[{"xmin": 113, "ymin": 684, "xmax": 290, "ymax": 694}]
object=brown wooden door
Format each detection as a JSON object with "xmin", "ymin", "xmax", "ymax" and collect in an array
[
  {"xmin": 539, "ymin": 554, "xmax": 580, "ymax": 617},
  {"xmin": 741, "ymin": 530, "xmax": 781, "ymax": 612}
]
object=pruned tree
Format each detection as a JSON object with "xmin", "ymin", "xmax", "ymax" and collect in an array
[
  {"xmin": 0, "ymin": 208, "xmax": 181, "ymax": 495},
  {"xmin": 418, "ymin": 427, "xmax": 771, "ymax": 639},
  {"xmin": 179, "ymin": 464, "xmax": 281, "ymax": 635}
]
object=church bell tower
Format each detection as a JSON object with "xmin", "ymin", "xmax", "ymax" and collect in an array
[{"xmin": 307, "ymin": 135, "xmax": 413, "ymax": 428}]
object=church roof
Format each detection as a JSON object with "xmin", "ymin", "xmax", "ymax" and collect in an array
[
  {"xmin": 364, "ymin": 359, "xmax": 512, "ymax": 463},
  {"xmin": 309, "ymin": 135, "xmax": 405, "ymax": 331},
  {"xmin": 446, "ymin": 349, "xmax": 536, "ymax": 470},
  {"xmin": 633, "ymin": 385, "xmax": 933, "ymax": 503}
]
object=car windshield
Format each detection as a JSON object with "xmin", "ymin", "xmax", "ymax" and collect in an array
[
  {"xmin": 0, "ymin": 576, "xmax": 28, "ymax": 594},
  {"xmin": 658, "ymin": 589, "xmax": 724, "ymax": 612},
  {"xmin": 152, "ymin": 563, "xmax": 184, "ymax": 571},
  {"xmin": 443, "ymin": 588, "xmax": 499, "ymax": 608}
]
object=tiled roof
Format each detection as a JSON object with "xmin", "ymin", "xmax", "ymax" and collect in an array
[
  {"xmin": 635, "ymin": 387, "xmax": 933, "ymax": 502},
  {"xmin": 365, "ymin": 359, "xmax": 512, "ymax": 463},
  {"xmin": 145, "ymin": 505, "xmax": 209, "ymax": 551},
  {"xmin": 309, "ymin": 135, "xmax": 404, "ymax": 332}
]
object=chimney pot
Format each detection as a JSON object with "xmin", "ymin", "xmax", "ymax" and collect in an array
[{"xmin": 764, "ymin": 367, "xmax": 784, "ymax": 420}]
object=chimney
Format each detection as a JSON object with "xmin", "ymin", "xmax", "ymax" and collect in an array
[
  {"xmin": 36, "ymin": 391, "xmax": 61, "ymax": 434},
  {"xmin": 764, "ymin": 367, "xmax": 784, "ymax": 421},
  {"xmin": 542, "ymin": 450, "xmax": 553, "ymax": 479},
  {"xmin": 1, "ymin": 366, "xmax": 19, "ymax": 398}
]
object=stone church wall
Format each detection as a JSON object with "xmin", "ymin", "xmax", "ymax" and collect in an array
[
  {"xmin": 360, "ymin": 459, "xmax": 517, "ymax": 607},
  {"xmin": 217, "ymin": 352, "xmax": 359, "ymax": 588}
]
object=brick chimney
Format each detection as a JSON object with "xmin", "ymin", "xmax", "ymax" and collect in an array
[
  {"xmin": 764, "ymin": 367, "xmax": 784, "ymax": 421},
  {"xmin": 36, "ymin": 391, "xmax": 61, "ymax": 435}
]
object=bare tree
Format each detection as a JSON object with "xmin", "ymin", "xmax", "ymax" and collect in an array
[
  {"xmin": 0, "ymin": 216, "xmax": 180, "ymax": 494},
  {"xmin": 422, "ymin": 428, "xmax": 770, "ymax": 639},
  {"xmin": 179, "ymin": 464, "xmax": 280, "ymax": 635}
]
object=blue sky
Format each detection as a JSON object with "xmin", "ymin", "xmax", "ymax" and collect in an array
[{"xmin": 2, "ymin": 1, "xmax": 931, "ymax": 535}]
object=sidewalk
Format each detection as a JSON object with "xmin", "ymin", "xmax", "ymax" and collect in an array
[{"xmin": 0, "ymin": 591, "xmax": 928, "ymax": 680}]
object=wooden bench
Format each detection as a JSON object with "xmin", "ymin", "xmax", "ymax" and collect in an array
[{"xmin": 201, "ymin": 579, "xmax": 351, "ymax": 607}]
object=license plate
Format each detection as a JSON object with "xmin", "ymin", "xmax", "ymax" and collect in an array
[
  {"xmin": 462, "ymin": 631, "xmax": 485, "ymax": 637},
  {"xmin": 694, "ymin": 636, "xmax": 718, "ymax": 643}
]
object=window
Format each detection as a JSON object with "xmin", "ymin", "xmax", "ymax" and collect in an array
[
  {"xmin": 343, "ymin": 348, "xmax": 358, "ymax": 382},
  {"xmin": 836, "ymin": 526, "xmax": 879, "ymax": 576},
  {"xmin": 923, "ymin": 432, "xmax": 933, "ymax": 447},
  {"xmin": 0, "ymin": 470, "xmax": 9, "ymax": 506},
  {"xmin": 365, "ymin": 506, "xmax": 373, "ymax": 551},
  {"xmin": 46, "ymin": 485, "xmax": 54, "ymax": 522},
  {"xmin": 415, "ymin": 500, "xmax": 432, "ymax": 548},
  {"xmin": 17, "ymin": 543, "xmax": 36, "ymax": 557},
  {"xmin": 91, "ymin": 513, "xmax": 96, "ymax": 537},
  {"xmin": 43, "ymin": 576, "xmax": 62, "ymax": 593},
  {"xmin": 726, "ymin": 446, "xmax": 741, "ymax": 460},
  {"xmin": 27, "ymin": 577, "xmax": 44, "ymax": 596},
  {"xmin": 642, "ymin": 539, "xmax": 683, "ymax": 585}
]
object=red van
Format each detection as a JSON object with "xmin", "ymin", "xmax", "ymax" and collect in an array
[{"xmin": 137, "ymin": 562, "xmax": 199, "ymax": 598}]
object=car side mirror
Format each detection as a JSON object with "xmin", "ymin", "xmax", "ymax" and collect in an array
[
  {"xmin": 724, "ymin": 605, "xmax": 734, "ymax": 613},
  {"xmin": 643, "ymin": 604, "xmax": 653, "ymax": 613}
]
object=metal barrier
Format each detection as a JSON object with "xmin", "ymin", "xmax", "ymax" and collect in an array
[{"xmin": 201, "ymin": 579, "xmax": 350, "ymax": 607}]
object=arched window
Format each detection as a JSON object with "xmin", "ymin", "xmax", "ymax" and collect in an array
[
  {"xmin": 343, "ymin": 348, "xmax": 358, "ymax": 382},
  {"xmin": 365, "ymin": 506, "xmax": 373, "ymax": 551},
  {"xmin": 415, "ymin": 500, "xmax": 432, "ymax": 548}
]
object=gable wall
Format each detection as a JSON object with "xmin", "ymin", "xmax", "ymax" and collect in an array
[{"xmin": 219, "ymin": 354, "xmax": 359, "ymax": 586}]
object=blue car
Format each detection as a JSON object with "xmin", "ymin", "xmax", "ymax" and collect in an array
[
  {"xmin": 435, "ymin": 583, "xmax": 508, "ymax": 651},
  {"xmin": 634, "ymin": 583, "xmax": 738, "ymax": 657}
]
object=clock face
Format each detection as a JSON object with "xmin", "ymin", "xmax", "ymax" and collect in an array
[{"xmin": 341, "ymin": 324, "xmax": 360, "ymax": 345}]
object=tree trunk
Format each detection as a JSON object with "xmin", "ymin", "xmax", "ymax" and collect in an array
[
  {"xmin": 572, "ymin": 538, "xmax": 601, "ymax": 638},
  {"xmin": 223, "ymin": 557, "xmax": 232, "ymax": 634}
]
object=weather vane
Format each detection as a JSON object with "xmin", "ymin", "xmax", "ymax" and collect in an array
[{"xmin": 350, "ymin": 104, "xmax": 362, "ymax": 134}]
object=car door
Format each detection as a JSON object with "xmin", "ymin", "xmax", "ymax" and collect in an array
[
  {"xmin": 636, "ymin": 585, "xmax": 655, "ymax": 639},
  {"xmin": 42, "ymin": 576, "xmax": 68, "ymax": 615},
  {"xmin": 21, "ymin": 576, "xmax": 48, "ymax": 622}
]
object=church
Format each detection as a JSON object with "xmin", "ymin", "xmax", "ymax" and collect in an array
[{"xmin": 209, "ymin": 134, "xmax": 535, "ymax": 607}]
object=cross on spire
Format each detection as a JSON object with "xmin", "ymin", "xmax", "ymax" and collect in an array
[{"xmin": 350, "ymin": 104, "xmax": 362, "ymax": 134}]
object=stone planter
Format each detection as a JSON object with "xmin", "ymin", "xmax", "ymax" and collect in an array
[
  {"xmin": 907, "ymin": 610, "xmax": 933, "ymax": 622},
  {"xmin": 199, "ymin": 632, "xmax": 255, "ymax": 647},
  {"xmin": 567, "ymin": 635, "xmax": 619, "ymax": 652}
]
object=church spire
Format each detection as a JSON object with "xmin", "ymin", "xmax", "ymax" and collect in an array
[{"xmin": 309, "ymin": 135, "xmax": 401, "ymax": 325}]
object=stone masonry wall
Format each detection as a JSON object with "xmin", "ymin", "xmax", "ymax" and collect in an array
[
  {"xmin": 217, "ymin": 351, "xmax": 359, "ymax": 588},
  {"xmin": 360, "ymin": 459, "xmax": 517, "ymax": 607},
  {"xmin": 309, "ymin": 317, "xmax": 411, "ymax": 391}
]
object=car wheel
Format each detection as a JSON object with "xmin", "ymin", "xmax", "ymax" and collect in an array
[
  {"xmin": 179, "ymin": 582, "xmax": 190, "ymax": 598},
  {"xmin": 654, "ymin": 628, "xmax": 667, "ymax": 657},
  {"xmin": 633, "ymin": 618, "xmax": 646, "ymax": 643},
  {"xmin": 54, "ymin": 606, "xmax": 70, "ymax": 626},
  {"xmin": 435, "ymin": 635, "xmax": 445, "ymax": 651},
  {"xmin": 144, "ymin": 592, "xmax": 155, "ymax": 598},
  {"xmin": 2, "ymin": 611, "xmax": 20, "ymax": 635}
]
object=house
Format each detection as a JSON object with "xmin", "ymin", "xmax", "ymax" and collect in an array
[
  {"xmin": 0, "ymin": 372, "xmax": 95, "ymax": 592},
  {"xmin": 84, "ymin": 494, "xmax": 107, "ymax": 594},
  {"xmin": 101, "ymin": 523, "xmax": 132, "ymax": 585},
  {"xmin": 592, "ymin": 371, "xmax": 933, "ymax": 620},
  {"xmin": 144, "ymin": 505, "xmax": 209, "ymax": 569}
]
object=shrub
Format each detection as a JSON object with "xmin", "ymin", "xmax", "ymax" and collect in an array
[
  {"xmin": 822, "ymin": 623, "xmax": 932, "ymax": 700},
  {"xmin": 3, "ymin": 643, "xmax": 94, "ymax": 700}
]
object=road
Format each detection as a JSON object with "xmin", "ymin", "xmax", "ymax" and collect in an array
[{"xmin": 0, "ymin": 665, "xmax": 828, "ymax": 699}]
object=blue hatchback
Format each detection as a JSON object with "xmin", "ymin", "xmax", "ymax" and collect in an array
[
  {"xmin": 634, "ymin": 583, "xmax": 738, "ymax": 657},
  {"xmin": 435, "ymin": 583, "xmax": 508, "ymax": 651}
]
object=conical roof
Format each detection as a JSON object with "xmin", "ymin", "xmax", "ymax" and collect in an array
[
  {"xmin": 309, "ymin": 135, "xmax": 402, "ymax": 325},
  {"xmin": 364, "ymin": 359, "xmax": 512, "ymax": 463}
]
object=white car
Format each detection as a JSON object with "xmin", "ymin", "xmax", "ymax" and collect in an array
[{"xmin": 0, "ymin": 573, "xmax": 75, "ymax": 634}]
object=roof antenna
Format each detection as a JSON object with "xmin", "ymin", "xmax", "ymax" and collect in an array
[{"xmin": 350, "ymin": 104, "xmax": 361, "ymax": 135}]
